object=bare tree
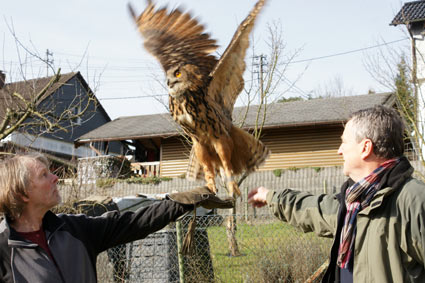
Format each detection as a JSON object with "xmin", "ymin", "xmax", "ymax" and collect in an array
[
  {"xmin": 0, "ymin": 71, "xmax": 95, "ymax": 140},
  {"xmin": 0, "ymin": 24, "xmax": 98, "ymax": 155},
  {"xmin": 222, "ymin": 21, "xmax": 304, "ymax": 257},
  {"xmin": 312, "ymin": 75, "xmax": 355, "ymax": 98},
  {"xmin": 238, "ymin": 20, "xmax": 306, "ymax": 139},
  {"xmin": 364, "ymin": 35, "xmax": 425, "ymax": 180}
]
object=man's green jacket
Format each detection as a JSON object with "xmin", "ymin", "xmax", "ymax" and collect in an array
[{"xmin": 266, "ymin": 156, "xmax": 425, "ymax": 282}]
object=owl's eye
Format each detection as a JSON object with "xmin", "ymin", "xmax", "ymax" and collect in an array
[{"xmin": 175, "ymin": 71, "xmax": 182, "ymax": 78}]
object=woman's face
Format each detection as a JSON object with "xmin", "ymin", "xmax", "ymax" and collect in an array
[{"xmin": 25, "ymin": 160, "xmax": 61, "ymax": 212}]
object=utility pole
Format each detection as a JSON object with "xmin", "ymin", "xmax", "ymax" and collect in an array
[
  {"xmin": 252, "ymin": 54, "xmax": 267, "ymax": 104},
  {"xmin": 45, "ymin": 49, "xmax": 54, "ymax": 76},
  {"xmin": 252, "ymin": 54, "xmax": 268, "ymax": 139}
]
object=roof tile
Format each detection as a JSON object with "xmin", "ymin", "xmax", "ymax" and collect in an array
[
  {"xmin": 75, "ymin": 93, "xmax": 393, "ymax": 144},
  {"xmin": 391, "ymin": 1, "xmax": 425, "ymax": 25}
]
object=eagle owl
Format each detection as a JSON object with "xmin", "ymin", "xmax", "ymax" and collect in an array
[{"xmin": 129, "ymin": 0, "xmax": 270, "ymax": 196}]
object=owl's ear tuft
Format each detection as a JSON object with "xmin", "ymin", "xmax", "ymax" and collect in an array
[{"xmin": 127, "ymin": 3, "xmax": 137, "ymax": 21}]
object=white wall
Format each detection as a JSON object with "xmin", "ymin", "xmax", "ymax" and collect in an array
[
  {"xmin": 11, "ymin": 132, "xmax": 96, "ymax": 158},
  {"xmin": 415, "ymin": 33, "xmax": 425, "ymax": 159}
]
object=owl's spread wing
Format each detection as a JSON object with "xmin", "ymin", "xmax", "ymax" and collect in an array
[
  {"xmin": 207, "ymin": 0, "xmax": 266, "ymax": 119},
  {"xmin": 128, "ymin": 1, "xmax": 218, "ymax": 76}
]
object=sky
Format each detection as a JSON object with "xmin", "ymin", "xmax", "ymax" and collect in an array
[{"xmin": 1, "ymin": 0, "xmax": 411, "ymax": 120}]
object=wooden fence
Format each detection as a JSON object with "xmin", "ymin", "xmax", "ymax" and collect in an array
[
  {"xmin": 63, "ymin": 161, "xmax": 425, "ymax": 193},
  {"xmin": 60, "ymin": 166, "xmax": 342, "ymax": 199},
  {"xmin": 59, "ymin": 161, "xmax": 425, "ymax": 215}
]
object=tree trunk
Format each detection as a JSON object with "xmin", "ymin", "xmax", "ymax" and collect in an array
[{"xmin": 226, "ymin": 207, "xmax": 241, "ymax": 257}]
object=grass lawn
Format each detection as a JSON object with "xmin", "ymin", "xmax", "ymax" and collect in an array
[{"xmin": 207, "ymin": 221, "xmax": 331, "ymax": 282}]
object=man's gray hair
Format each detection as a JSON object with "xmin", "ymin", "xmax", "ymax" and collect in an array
[{"xmin": 349, "ymin": 105, "xmax": 405, "ymax": 159}]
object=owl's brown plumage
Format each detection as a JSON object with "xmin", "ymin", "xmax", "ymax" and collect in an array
[{"xmin": 129, "ymin": 0, "xmax": 270, "ymax": 196}]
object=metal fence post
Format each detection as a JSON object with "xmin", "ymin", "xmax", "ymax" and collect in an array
[
  {"xmin": 244, "ymin": 187, "xmax": 248, "ymax": 222},
  {"xmin": 176, "ymin": 221, "xmax": 185, "ymax": 283}
]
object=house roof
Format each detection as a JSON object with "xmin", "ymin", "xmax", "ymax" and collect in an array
[
  {"xmin": 390, "ymin": 0, "xmax": 425, "ymax": 25},
  {"xmin": 75, "ymin": 92, "xmax": 394, "ymax": 146},
  {"xmin": 235, "ymin": 92, "xmax": 394, "ymax": 129},
  {"xmin": 0, "ymin": 72, "xmax": 74, "ymax": 120},
  {"xmin": 0, "ymin": 71, "xmax": 110, "ymax": 123}
]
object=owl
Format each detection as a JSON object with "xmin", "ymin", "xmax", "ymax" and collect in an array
[{"xmin": 129, "ymin": 0, "xmax": 270, "ymax": 197}]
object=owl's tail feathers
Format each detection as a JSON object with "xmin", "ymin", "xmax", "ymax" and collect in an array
[
  {"xmin": 185, "ymin": 126, "xmax": 270, "ymax": 180},
  {"xmin": 230, "ymin": 125, "xmax": 270, "ymax": 175}
]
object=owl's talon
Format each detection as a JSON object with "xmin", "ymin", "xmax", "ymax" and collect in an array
[
  {"xmin": 207, "ymin": 183, "xmax": 217, "ymax": 194},
  {"xmin": 228, "ymin": 181, "xmax": 241, "ymax": 197}
]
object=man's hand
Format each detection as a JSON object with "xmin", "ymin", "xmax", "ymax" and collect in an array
[{"xmin": 247, "ymin": 186, "xmax": 269, "ymax": 208}]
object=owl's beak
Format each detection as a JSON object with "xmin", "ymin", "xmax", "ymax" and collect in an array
[{"xmin": 167, "ymin": 79, "xmax": 175, "ymax": 88}]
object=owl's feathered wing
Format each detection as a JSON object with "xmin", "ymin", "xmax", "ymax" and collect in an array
[
  {"xmin": 129, "ymin": 0, "xmax": 269, "ymax": 183},
  {"xmin": 128, "ymin": 0, "xmax": 266, "ymax": 113},
  {"xmin": 208, "ymin": 0, "xmax": 266, "ymax": 119},
  {"xmin": 128, "ymin": 1, "xmax": 218, "ymax": 80},
  {"xmin": 185, "ymin": 0, "xmax": 267, "ymax": 180}
]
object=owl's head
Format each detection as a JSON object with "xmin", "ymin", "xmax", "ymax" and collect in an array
[{"xmin": 166, "ymin": 64, "xmax": 204, "ymax": 98}]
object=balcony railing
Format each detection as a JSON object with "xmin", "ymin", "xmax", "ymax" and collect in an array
[{"xmin": 131, "ymin": 161, "xmax": 160, "ymax": 177}]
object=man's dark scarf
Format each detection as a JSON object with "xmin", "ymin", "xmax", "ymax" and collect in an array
[{"xmin": 337, "ymin": 158, "xmax": 400, "ymax": 268}]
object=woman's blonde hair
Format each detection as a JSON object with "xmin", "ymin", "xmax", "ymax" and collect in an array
[{"xmin": 0, "ymin": 153, "xmax": 49, "ymax": 221}]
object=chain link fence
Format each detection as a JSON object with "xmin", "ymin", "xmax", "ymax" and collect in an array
[
  {"xmin": 56, "ymin": 162, "xmax": 425, "ymax": 282},
  {"xmin": 95, "ymin": 213, "xmax": 332, "ymax": 283},
  {"xmin": 58, "ymin": 167, "xmax": 362, "ymax": 282}
]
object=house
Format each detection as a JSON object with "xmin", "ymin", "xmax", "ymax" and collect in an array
[
  {"xmin": 391, "ymin": 0, "xmax": 425, "ymax": 158},
  {"xmin": 0, "ymin": 71, "xmax": 126, "ymax": 162},
  {"xmin": 75, "ymin": 93, "xmax": 397, "ymax": 178}
]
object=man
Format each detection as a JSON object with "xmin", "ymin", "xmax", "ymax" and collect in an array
[
  {"xmin": 248, "ymin": 105, "xmax": 425, "ymax": 282},
  {"xmin": 0, "ymin": 153, "xmax": 233, "ymax": 282}
]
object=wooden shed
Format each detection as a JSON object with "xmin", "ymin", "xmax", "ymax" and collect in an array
[{"xmin": 75, "ymin": 93, "xmax": 395, "ymax": 177}]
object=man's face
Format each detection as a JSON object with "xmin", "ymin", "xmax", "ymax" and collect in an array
[
  {"xmin": 25, "ymin": 160, "xmax": 61, "ymax": 211},
  {"xmin": 338, "ymin": 120, "xmax": 364, "ymax": 181}
]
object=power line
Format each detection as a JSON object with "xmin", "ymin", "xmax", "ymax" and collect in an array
[
  {"xmin": 288, "ymin": 38, "xmax": 408, "ymax": 64},
  {"xmin": 1, "ymin": 37, "xmax": 409, "ymax": 101},
  {"xmin": 2, "ymin": 37, "xmax": 409, "ymax": 70},
  {"xmin": 53, "ymin": 51, "xmax": 154, "ymax": 63},
  {"xmin": 282, "ymin": 76, "xmax": 310, "ymax": 99},
  {"xmin": 99, "ymin": 94, "xmax": 167, "ymax": 100}
]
